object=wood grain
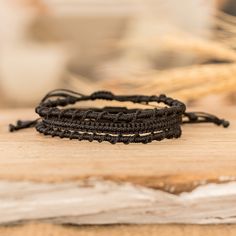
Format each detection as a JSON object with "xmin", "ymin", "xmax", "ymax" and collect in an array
[
  {"xmin": 2, "ymin": 180, "xmax": 236, "ymax": 225},
  {"xmin": 1, "ymin": 223, "xmax": 236, "ymax": 236},
  {"xmin": 0, "ymin": 107, "xmax": 236, "ymax": 193}
]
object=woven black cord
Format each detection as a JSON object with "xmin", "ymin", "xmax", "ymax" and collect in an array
[{"xmin": 9, "ymin": 89, "xmax": 230, "ymax": 144}]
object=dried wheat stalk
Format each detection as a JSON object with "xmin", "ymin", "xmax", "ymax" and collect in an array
[
  {"xmin": 214, "ymin": 11, "xmax": 236, "ymax": 49},
  {"xmin": 69, "ymin": 10, "xmax": 236, "ymax": 102},
  {"xmin": 159, "ymin": 35, "xmax": 236, "ymax": 62},
  {"xmin": 100, "ymin": 63, "xmax": 236, "ymax": 98},
  {"xmin": 68, "ymin": 63, "xmax": 236, "ymax": 102}
]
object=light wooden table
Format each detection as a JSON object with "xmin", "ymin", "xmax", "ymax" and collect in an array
[{"xmin": 0, "ymin": 107, "xmax": 236, "ymax": 235}]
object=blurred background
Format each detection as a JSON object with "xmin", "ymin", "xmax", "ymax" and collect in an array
[{"xmin": 0, "ymin": 0, "xmax": 236, "ymax": 107}]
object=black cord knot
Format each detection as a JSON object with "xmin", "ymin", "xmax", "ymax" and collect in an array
[
  {"xmin": 91, "ymin": 91, "xmax": 114, "ymax": 100},
  {"xmin": 217, "ymin": 119, "xmax": 230, "ymax": 128},
  {"xmin": 184, "ymin": 112, "xmax": 198, "ymax": 122}
]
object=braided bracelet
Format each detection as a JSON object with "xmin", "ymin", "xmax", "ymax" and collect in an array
[{"xmin": 9, "ymin": 89, "xmax": 230, "ymax": 144}]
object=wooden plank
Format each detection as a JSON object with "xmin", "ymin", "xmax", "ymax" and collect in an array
[
  {"xmin": 0, "ymin": 107, "xmax": 236, "ymax": 225},
  {"xmin": 1, "ymin": 223, "xmax": 236, "ymax": 236},
  {"xmin": 0, "ymin": 108, "xmax": 236, "ymax": 192}
]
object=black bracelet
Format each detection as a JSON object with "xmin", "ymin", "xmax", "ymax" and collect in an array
[{"xmin": 9, "ymin": 89, "xmax": 230, "ymax": 144}]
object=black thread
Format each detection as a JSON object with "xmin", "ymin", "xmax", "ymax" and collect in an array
[{"xmin": 9, "ymin": 89, "xmax": 230, "ymax": 144}]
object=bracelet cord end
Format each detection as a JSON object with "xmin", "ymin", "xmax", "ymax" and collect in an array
[
  {"xmin": 183, "ymin": 112, "xmax": 230, "ymax": 128},
  {"xmin": 9, "ymin": 119, "xmax": 39, "ymax": 132}
]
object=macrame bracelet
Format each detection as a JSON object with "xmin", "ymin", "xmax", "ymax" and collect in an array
[{"xmin": 9, "ymin": 89, "xmax": 230, "ymax": 144}]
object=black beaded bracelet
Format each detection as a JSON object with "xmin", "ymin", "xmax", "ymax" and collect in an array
[{"xmin": 9, "ymin": 89, "xmax": 230, "ymax": 144}]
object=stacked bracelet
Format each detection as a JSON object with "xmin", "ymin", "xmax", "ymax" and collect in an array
[{"xmin": 9, "ymin": 89, "xmax": 230, "ymax": 144}]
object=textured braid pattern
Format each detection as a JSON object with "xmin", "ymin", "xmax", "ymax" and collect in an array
[
  {"xmin": 9, "ymin": 89, "xmax": 230, "ymax": 144},
  {"xmin": 34, "ymin": 90, "xmax": 186, "ymax": 144}
]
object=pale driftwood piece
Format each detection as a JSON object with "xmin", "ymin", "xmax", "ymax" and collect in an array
[
  {"xmin": 1, "ymin": 180, "xmax": 236, "ymax": 225},
  {"xmin": 0, "ymin": 107, "xmax": 236, "ymax": 225}
]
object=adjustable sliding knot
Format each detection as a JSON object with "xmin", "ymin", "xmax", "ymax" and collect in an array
[
  {"xmin": 91, "ymin": 91, "xmax": 114, "ymax": 100},
  {"xmin": 9, "ymin": 89, "xmax": 230, "ymax": 144},
  {"xmin": 184, "ymin": 112, "xmax": 198, "ymax": 122}
]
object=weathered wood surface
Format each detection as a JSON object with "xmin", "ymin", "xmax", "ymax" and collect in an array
[
  {"xmin": 1, "ymin": 223, "xmax": 236, "ymax": 236},
  {"xmin": 0, "ymin": 107, "xmax": 236, "ymax": 192},
  {"xmin": 0, "ymin": 107, "xmax": 236, "ymax": 225},
  {"xmin": 1, "ymin": 180, "xmax": 236, "ymax": 224}
]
